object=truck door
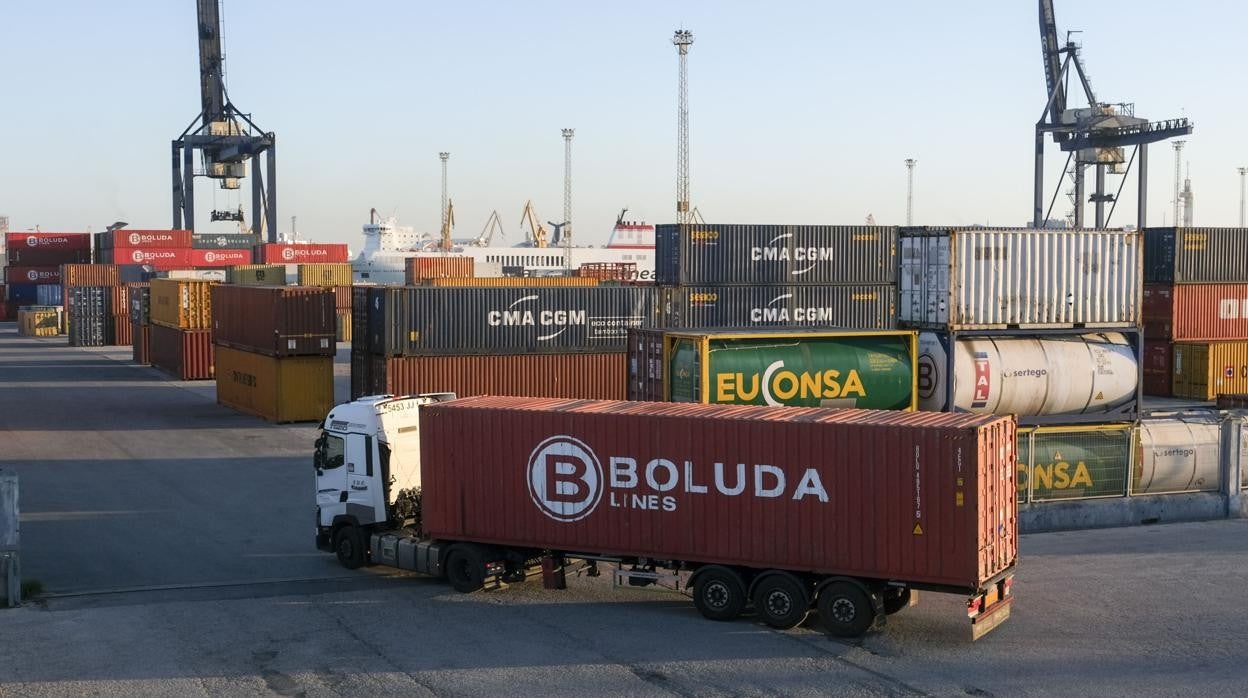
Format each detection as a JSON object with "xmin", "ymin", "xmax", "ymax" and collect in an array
[
  {"xmin": 344, "ymin": 433, "xmax": 384, "ymax": 525},
  {"xmin": 315, "ymin": 432, "xmax": 348, "ymax": 525}
]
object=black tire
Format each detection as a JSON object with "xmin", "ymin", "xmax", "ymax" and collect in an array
[
  {"xmin": 752, "ymin": 574, "xmax": 810, "ymax": 629},
  {"xmin": 882, "ymin": 587, "xmax": 912, "ymax": 615},
  {"xmin": 692, "ymin": 567, "xmax": 747, "ymax": 621},
  {"xmin": 333, "ymin": 525, "xmax": 367, "ymax": 570},
  {"xmin": 445, "ymin": 546, "xmax": 486, "ymax": 593},
  {"xmin": 818, "ymin": 582, "xmax": 876, "ymax": 638}
]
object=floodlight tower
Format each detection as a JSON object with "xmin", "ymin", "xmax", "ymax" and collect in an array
[
  {"xmin": 904, "ymin": 158, "xmax": 917, "ymax": 225},
  {"xmin": 1238, "ymin": 167, "xmax": 1247, "ymax": 227},
  {"xmin": 562, "ymin": 128, "xmax": 574, "ymax": 247},
  {"xmin": 439, "ymin": 152, "xmax": 450, "ymax": 233},
  {"xmin": 1172, "ymin": 141, "xmax": 1185, "ymax": 225},
  {"xmin": 673, "ymin": 29, "xmax": 694, "ymax": 226}
]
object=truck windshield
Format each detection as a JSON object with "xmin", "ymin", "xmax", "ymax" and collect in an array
[{"xmin": 315, "ymin": 433, "xmax": 346, "ymax": 470}]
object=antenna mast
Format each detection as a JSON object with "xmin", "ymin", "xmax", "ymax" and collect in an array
[{"xmin": 673, "ymin": 29, "xmax": 694, "ymax": 226}]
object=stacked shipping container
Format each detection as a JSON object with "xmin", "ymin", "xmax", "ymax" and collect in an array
[
  {"xmin": 95, "ymin": 229, "xmax": 256, "ymax": 269},
  {"xmin": 1141, "ymin": 227, "xmax": 1248, "ymax": 399},
  {"xmin": 3, "ymin": 232, "xmax": 90, "ymax": 321},
  {"xmin": 211, "ymin": 285, "xmax": 337, "ymax": 422},
  {"xmin": 148, "ymin": 279, "xmax": 215, "ymax": 380}
]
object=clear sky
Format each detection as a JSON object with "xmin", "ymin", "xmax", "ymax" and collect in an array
[{"xmin": 1, "ymin": 1, "xmax": 1244, "ymax": 247}]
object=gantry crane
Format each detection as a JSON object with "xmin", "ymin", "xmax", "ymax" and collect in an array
[
  {"xmin": 172, "ymin": 0, "xmax": 277, "ymax": 238},
  {"xmin": 520, "ymin": 200, "xmax": 549, "ymax": 248},
  {"xmin": 1033, "ymin": 0, "xmax": 1191, "ymax": 228}
]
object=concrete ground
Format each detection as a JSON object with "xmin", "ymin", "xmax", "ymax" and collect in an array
[{"xmin": 2, "ymin": 326, "xmax": 1247, "ymax": 696}]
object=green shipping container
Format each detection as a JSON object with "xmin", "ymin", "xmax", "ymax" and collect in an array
[
  {"xmin": 1017, "ymin": 425, "xmax": 1132, "ymax": 503},
  {"xmin": 226, "ymin": 264, "xmax": 288, "ymax": 286},
  {"xmin": 658, "ymin": 329, "xmax": 917, "ymax": 409}
]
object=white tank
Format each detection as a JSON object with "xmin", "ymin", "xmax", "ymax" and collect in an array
[
  {"xmin": 1135, "ymin": 416, "xmax": 1222, "ymax": 494},
  {"xmin": 917, "ymin": 332, "xmax": 1138, "ymax": 416}
]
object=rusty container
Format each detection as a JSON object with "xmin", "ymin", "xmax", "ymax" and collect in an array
[
  {"xmin": 362, "ymin": 353, "xmax": 626, "ymax": 401},
  {"xmin": 210, "ymin": 285, "xmax": 336, "ymax": 357},
  {"xmin": 149, "ymin": 324, "xmax": 214, "ymax": 380},
  {"xmin": 132, "ymin": 322, "xmax": 151, "ymax": 365},
  {"xmin": 420, "ymin": 397, "xmax": 1017, "ymax": 591},
  {"xmin": 405, "ymin": 257, "xmax": 475, "ymax": 282},
  {"xmin": 214, "ymin": 345, "xmax": 334, "ymax": 423},
  {"xmin": 331, "ymin": 286, "xmax": 353, "ymax": 310}
]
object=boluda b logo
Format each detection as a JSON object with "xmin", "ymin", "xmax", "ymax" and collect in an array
[
  {"xmin": 527, "ymin": 435, "xmax": 603, "ymax": 522},
  {"xmin": 131, "ymin": 250, "xmax": 145, "ymax": 263},
  {"xmin": 205, "ymin": 251, "xmax": 217, "ymax": 263},
  {"xmin": 282, "ymin": 247, "xmax": 296, "ymax": 261},
  {"xmin": 26, "ymin": 270, "xmax": 38, "ymax": 282},
  {"xmin": 128, "ymin": 232, "xmax": 141, "ymax": 245},
  {"xmin": 26, "ymin": 236, "xmax": 37, "ymax": 248}
]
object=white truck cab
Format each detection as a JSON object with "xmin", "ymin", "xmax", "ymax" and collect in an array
[{"xmin": 314, "ymin": 393, "xmax": 454, "ymax": 567}]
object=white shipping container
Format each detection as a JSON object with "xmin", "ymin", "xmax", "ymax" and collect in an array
[{"xmin": 900, "ymin": 228, "xmax": 1140, "ymax": 329}]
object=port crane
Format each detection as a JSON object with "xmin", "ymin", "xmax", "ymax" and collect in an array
[
  {"xmin": 172, "ymin": 0, "xmax": 277, "ymax": 239},
  {"xmin": 1033, "ymin": 0, "xmax": 1191, "ymax": 228},
  {"xmin": 472, "ymin": 210, "xmax": 506, "ymax": 247},
  {"xmin": 438, "ymin": 199, "xmax": 455, "ymax": 252},
  {"xmin": 520, "ymin": 200, "xmax": 549, "ymax": 248}
]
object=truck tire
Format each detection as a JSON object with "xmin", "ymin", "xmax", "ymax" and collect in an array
[
  {"xmin": 333, "ymin": 525, "xmax": 367, "ymax": 570},
  {"xmin": 692, "ymin": 567, "xmax": 747, "ymax": 621},
  {"xmin": 818, "ymin": 581, "xmax": 876, "ymax": 638},
  {"xmin": 752, "ymin": 573, "xmax": 810, "ymax": 629},
  {"xmin": 445, "ymin": 546, "xmax": 486, "ymax": 593},
  {"xmin": 882, "ymin": 587, "xmax": 912, "ymax": 615}
]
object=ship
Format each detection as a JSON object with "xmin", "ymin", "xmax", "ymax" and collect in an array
[{"xmin": 352, "ymin": 208, "xmax": 656, "ymax": 284}]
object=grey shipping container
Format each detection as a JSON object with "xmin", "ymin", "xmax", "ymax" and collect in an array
[
  {"xmin": 365, "ymin": 285, "xmax": 659, "ymax": 356},
  {"xmin": 130, "ymin": 286, "xmax": 151, "ymax": 325},
  {"xmin": 655, "ymin": 224, "xmax": 897, "ymax": 286},
  {"xmin": 1143, "ymin": 227, "xmax": 1248, "ymax": 283},
  {"xmin": 659, "ymin": 284, "xmax": 896, "ymax": 330},
  {"xmin": 192, "ymin": 233, "xmax": 260, "ymax": 249},
  {"xmin": 68, "ymin": 286, "xmax": 112, "ymax": 347}
]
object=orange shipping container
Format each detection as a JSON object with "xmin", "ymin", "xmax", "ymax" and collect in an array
[
  {"xmin": 61, "ymin": 263, "xmax": 120, "ymax": 288},
  {"xmin": 405, "ymin": 257, "xmax": 474, "ymax": 283},
  {"xmin": 149, "ymin": 324, "xmax": 214, "ymax": 380},
  {"xmin": 150, "ymin": 278, "xmax": 215, "ymax": 329}
]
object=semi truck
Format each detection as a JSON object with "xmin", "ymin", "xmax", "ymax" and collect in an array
[{"xmin": 315, "ymin": 394, "xmax": 1016, "ymax": 639}]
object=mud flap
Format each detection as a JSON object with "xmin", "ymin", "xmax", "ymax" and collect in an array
[{"xmin": 971, "ymin": 597, "xmax": 1012, "ymax": 641}]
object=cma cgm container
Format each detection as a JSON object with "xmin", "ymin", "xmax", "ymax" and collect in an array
[
  {"xmin": 627, "ymin": 327, "xmax": 916, "ymax": 410},
  {"xmin": 405, "ymin": 256, "xmax": 474, "ymax": 282},
  {"xmin": 418, "ymin": 276, "xmax": 599, "ymax": 288},
  {"xmin": 1172, "ymin": 341, "xmax": 1248, "ymax": 400},
  {"xmin": 214, "ymin": 345, "xmax": 333, "ymax": 423},
  {"xmin": 899, "ymin": 227, "xmax": 1141, "ymax": 329},
  {"xmin": 655, "ymin": 224, "xmax": 897, "ymax": 285},
  {"xmin": 1143, "ymin": 227, "xmax": 1248, "ymax": 284},
  {"xmin": 917, "ymin": 330, "xmax": 1140, "ymax": 424},
  {"xmin": 364, "ymin": 285, "xmax": 657, "ymax": 356},
  {"xmin": 363, "ymin": 352, "xmax": 626, "ymax": 401},
  {"xmin": 149, "ymin": 324, "xmax": 214, "ymax": 380},
  {"xmin": 1143, "ymin": 283, "xmax": 1248, "ymax": 340},
  {"xmin": 659, "ymin": 284, "xmax": 895, "ymax": 330},
  {"xmin": 150, "ymin": 279, "xmax": 214, "ymax": 329},
  {"xmin": 211, "ymin": 285, "xmax": 336, "ymax": 357},
  {"xmin": 316, "ymin": 396, "xmax": 1016, "ymax": 639},
  {"xmin": 254, "ymin": 243, "xmax": 349, "ymax": 264},
  {"xmin": 192, "ymin": 233, "xmax": 258, "ymax": 249}
]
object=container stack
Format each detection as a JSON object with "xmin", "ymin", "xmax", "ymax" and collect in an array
[
  {"xmin": 3, "ymin": 232, "xmax": 90, "ymax": 322},
  {"xmin": 130, "ymin": 286, "xmax": 151, "ymax": 365},
  {"xmin": 351, "ymin": 283, "xmax": 658, "ymax": 400},
  {"xmin": 626, "ymin": 327, "xmax": 918, "ymax": 409},
  {"xmin": 148, "ymin": 278, "xmax": 215, "ymax": 380},
  {"xmin": 654, "ymin": 224, "xmax": 898, "ymax": 329},
  {"xmin": 96, "ymin": 229, "xmax": 253, "ymax": 270},
  {"xmin": 60, "ymin": 264, "xmax": 147, "ymax": 344},
  {"xmin": 253, "ymin": 243, "xmax": 349, "ymax": 264},
  {"xmin": 211, "ymin": 285, "xmax": 336, "ymax": 422},
  {"xmin": 899, "ymin": 227, "xmax": 1144, "ymax": 504},
  {"xmin": 1141, "ymin": 227, "xmax": 1248, "ymax": 400},
  {"xmin": 67, "ymin": 287, "xmax": 111, "ymax": 347}
]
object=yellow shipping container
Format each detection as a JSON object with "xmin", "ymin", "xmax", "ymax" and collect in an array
[
  {"xmin": 150, "ymin": 278, "xmax": 215, "ymax": 329},
  {"xmin": 214, "ymin": 345, "xmax": 334, "ymax": 423},
  {"xmin": 336, "ymin": 310, "xmax": 352, "ymax": 343},
  {"xmin": 1173, "ymin": 341, "xmax": 1248, "ymax": 400},
  {"xmin": 421, "ymin": 276, "xmax": 599, "ymax": 288},
  {"xmin": 298, "ymin": 263, "xmax": 353, "ymax": 287},
  {"xmin": 18, "ymin": 307, "xmax": 61, "ymax": 337},
  {"xmin": 227, "ymin": 264, "xmax": 287, "ymax": 286}
]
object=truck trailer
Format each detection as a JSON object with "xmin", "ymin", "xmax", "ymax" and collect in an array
[{"xmin": 315, "ymin": 394, "xmax": 1017, "ymax": 638}]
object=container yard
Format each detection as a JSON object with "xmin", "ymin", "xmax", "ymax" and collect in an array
[{"xmin": 4, "ymin": 0, "xmax": 1248, "ymax": 694}]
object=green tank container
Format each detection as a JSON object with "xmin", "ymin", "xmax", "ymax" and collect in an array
[
  {"xmin": 1016, "ymin": 425, "xmax": 1132, "ymax": 502},
  {"xmin": 665, "ymin": 329, "xmax": 917, "ymax": 410}
]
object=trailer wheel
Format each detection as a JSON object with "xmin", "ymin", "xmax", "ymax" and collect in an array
[
  {"xmin": 445, "ymin": 546, "xmax": 486, "ymax": 593},
  {"xmin": 818, "ymin": 582, "xmax": 876, "ymax": 638},
  {"xmin": 752, "ymin": 573, "xmax": 810, "ymax": 629},
  {"xmin": 882, "ymin": 587, "xmax": 912, "ymax": 615},
  {"xmin": 332, "ymin": 525, "xmax": 367, "ymax": 570},
  {"xmin": 692, "ymin": 567, "xmax": 747, "ymax": 621}
]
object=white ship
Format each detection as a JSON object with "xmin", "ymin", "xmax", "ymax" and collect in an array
[{"xmin": 352, "ymin": 208, "xmax": 656, "ymax": 284}]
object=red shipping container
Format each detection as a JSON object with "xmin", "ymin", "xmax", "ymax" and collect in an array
[
  {"xmin": 419, "ymin": 398, "xmax": 1017, "ymax": 590},
  {"xmin": 5, "ymin": 266, "xmax": 61, "ymax": 284},
  {"xmin": 112, "ymin": 317, "xmax": 133, "ymax": 347},
  {"xmin": 8, "ymin": 248, "xmax": 91, "ymax": 266},
  {"xmin": 0, "ymin": 301, "xmax": 10, "ymax": 320},
  {"xmin": 111, "ymin": 248, "xmax": 192, "ymax": 267},
  {"xmin": 132, "ymin": 322, "xmax": 151, "ymax": 365},
  {"xmin": 5, "ymin": 232, "xmax": 90, "ymax": 251},
  {"xmin": 364, "ymin": 353, "xmax": 626, "ymax": 401},
  {"xmin": 189, "ymin": 248, "xmax": 253, "ymax": 267},
  {"xmin": 254, "ymin": 243, "xmax": 349, "ymax": 264},
  {"xmin": 1143, "ymin": 283, "xmax": 1248, "ymax": 340},
  {"xmin": 1142, "ymin": 341, "xmax": 1173, "ymax": 397},
  {"xmin": 149, "ymin": 324, "xmax": 214, "ymax": 380},
  {"xmin": 108, "ymin": 230, "xmax": 193, "ymax": 249},
  {"xmin": 211, "ymin": 285, "xmax": 336, "ymax": 357}
]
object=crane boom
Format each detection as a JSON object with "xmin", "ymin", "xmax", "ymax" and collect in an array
[
  {"xmin": 520, "ymin": 200, "xmax": 548, "ymax": 248},
  {"xmin": 196, "ymin": 0, "xmax": 227, "ymax": 126},
  {"xmin": 1038, "ymin": 0, "xmax": 1066, "ymax": 129}
]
